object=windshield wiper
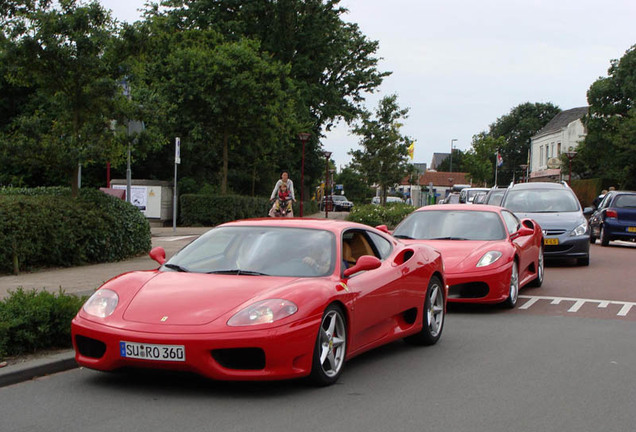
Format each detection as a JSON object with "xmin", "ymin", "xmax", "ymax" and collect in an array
[
  {"xmin": 207, "ymin": 269, "xmax": 270, "ymax": 276},
  {"xmin": 394, "ymin": 234, "xmax": 414, "ymax": 239},
  {"xmin": 164, "ymin": 263, "xmax": 189, "ymax": 272},
  {"xmin": 429, "ymin": 237, "xmax": 470, "ymax": 240}
]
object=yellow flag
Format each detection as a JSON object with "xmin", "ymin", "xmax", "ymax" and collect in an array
[{"xmin": 407, "ymin": 142, "xmax": 415, "ymax": 160}]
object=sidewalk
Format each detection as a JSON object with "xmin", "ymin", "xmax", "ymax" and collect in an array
[{"xmin": 0, "ymin": 211, "xmax": 346, "ymax": 386}]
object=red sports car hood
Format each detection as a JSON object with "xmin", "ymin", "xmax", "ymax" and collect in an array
[
  {"xmin": 122, "ymin": 272, "xmax": 302, "ymax": 326},
  {"xmin": 405, "ymin": 240, "xmax": 503, "ymax": 273}
]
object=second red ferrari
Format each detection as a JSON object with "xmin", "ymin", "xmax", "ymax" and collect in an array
[{"xmin": 391, "ymin": 204, "xmax": 544, "ymax": 308}]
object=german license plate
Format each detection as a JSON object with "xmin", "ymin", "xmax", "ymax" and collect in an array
[
  {"xmin": 627, "ymin": 227, "xmax": 636, "ymax": 233},
  {"xmin": 120, "ymin": 341, "xmax": 185, "ymax": 362},
  {"xmin": 544, "ymin": 238, "xmax": 559, "ymax": 245}
]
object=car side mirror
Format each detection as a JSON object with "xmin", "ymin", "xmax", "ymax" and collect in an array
[
  {"xmin": 149, "ymin": 246, "xmax": 166, "ymax": 265},
  {"xmin": 375, "ymin": 224, "xmax": 390, "ymax": 234},
  {"xmin": 511, "ymin": 225, "xmax": 534, "ymax": 239},
  {"xmin": 583, "ymin": 207, "xmax": 594, "ymax": 216},
  {"xmin": 343, "ymin": 255, "xmax": 381, "ymax": 277}
]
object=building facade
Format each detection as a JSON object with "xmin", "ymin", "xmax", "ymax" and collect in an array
[{"xmin": 530, "ymin": 107, "xmax": 588, "ymax": 182}]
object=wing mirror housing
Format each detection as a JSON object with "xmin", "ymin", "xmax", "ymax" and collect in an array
[
  {"xmin": 149, "ymin": 246, "xmax": 166, "ymax": 265},
  {"xmin": 343, "ymin": 255, "xmax": 382, "ymax": 278}
]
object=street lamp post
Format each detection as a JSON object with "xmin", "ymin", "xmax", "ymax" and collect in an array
[
  {"xmin": 298, "ymin": 133, "xmax": 311, "ymax": 217},
  {"xmin": 564, "ymin": 147, "xmax": 577, "ymax": 185},
  {"xmin": 323, "ymin": 151, "xmax": 332, "ymax": 218},
  {"xmin": 450, "ymin": 139, "xmax": 457, "ymax": 172}
]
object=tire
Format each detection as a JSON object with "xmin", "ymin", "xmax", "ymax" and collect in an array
[
  {"xmin": 589, "ymin": 231, "xmax": 596, "ymax": 244},
  {"xmin": 404, "ymin": 276, "xmax": 445, "ymax": 346},
  {"xmin": 600, "ymin": 225, "xmax": 610, "ymax": 246},
  {"xmin": 529, "ymin": 249, "xmax": 544, "ymax": 287},
  {"xmin": 503, "ymin": 260, "xmax": 519, "ymax": 309},
  {"xmin": 309, "ymin": 304, "xmax": 347, "ymax": 386}
]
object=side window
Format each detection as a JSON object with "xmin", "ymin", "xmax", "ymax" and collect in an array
[
  {"xmin": 367, "ymin": 232, "xmax": 393, "ymax": 260},
  {"xmin": 342, "ymin": 230, "xmax": 380, "ymax": 268},
  {"xmin": 500, "ymin": 210, "xmax": 520, "ymax": 234}
]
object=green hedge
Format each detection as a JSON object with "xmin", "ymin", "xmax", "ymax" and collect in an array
[
  {"xmin": 0, "ymin": 187, "xmax": 151, "ymax": 274},
  {"xmin": 346, "ymin": 203, "xmax": 416, "ymax": 229},
  {"xmin": 0, "ymin": 288, "xmax": 86, "ymax": 358},
  {"xmin": 180, "ymin": 194, "xmax": 319, "ymax": 226}
]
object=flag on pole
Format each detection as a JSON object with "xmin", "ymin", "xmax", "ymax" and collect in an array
[
  {"xmin": 408, "ymin": 142, "xmax": 415, "ymax": 160},
  {"xmin": 496, "ymin": 151, "xmax": 503, "ymax": 167}
]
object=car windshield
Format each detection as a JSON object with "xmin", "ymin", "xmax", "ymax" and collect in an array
[
  {"xmin": 164, "ymin": 226, "xmax": 336, "ymax": 277},
  {"xmin": 504, "ymin": 189, "xmax": 580, "ymax": 213},
  {"xmin": 332, "ymin": 196, "xmax": 347, "ymax": 201},
  {"xmin": 393, "ymin": 210, "xmax": 506, "ymax": 241}
]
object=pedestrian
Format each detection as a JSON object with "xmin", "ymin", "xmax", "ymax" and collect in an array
[
  {"xmin": 268, "ymin": 170, "xmax": 296, "ymax": 217},
  {"xmin": 593, "ymin": 189, "xmax": 607, "ymax": 208}
]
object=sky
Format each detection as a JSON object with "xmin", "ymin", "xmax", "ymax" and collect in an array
[{"xmin": 99, "ymin": 0, "xmax": 636, "ymax": 170}]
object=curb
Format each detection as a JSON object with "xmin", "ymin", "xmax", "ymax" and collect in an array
[{"xmin": 0, "ymin": 350, "xmax": 77, "ymax": 388}]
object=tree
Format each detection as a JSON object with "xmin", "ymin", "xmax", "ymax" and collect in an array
[
  {"xmin": 334, "ymin": 166, "xmax": 374, "ymax": 204},
  {"xmin": 463, "ymin": 133, "xmax": 506, "ymax": 186},
  {"xmin": 1, "ymin": 0, "xmax": 126, "ymax": 195},
  {"xmin": 577, "ymin": 45, "xmax": 636, "ymax": 189},
  {"xmin": 349, "ymin": 95, "xmax": 412, "ymax": 204}
]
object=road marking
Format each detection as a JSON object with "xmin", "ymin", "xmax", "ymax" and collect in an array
[
  {"xmin": 154, "ymin": 236, "xmax": 197, "ymax": 242},
  {"xmin": 519, "ymin": 295, "xmax": 636, "ymax": 317}
]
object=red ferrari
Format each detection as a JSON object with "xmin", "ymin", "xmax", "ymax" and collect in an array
[
  {"xmin": 390, "ymin": 204, "xmax": 544, "ymax": 308},
  {"xmin": 72, "ymin": 218, "xmax": 446, "ymax": 386}
]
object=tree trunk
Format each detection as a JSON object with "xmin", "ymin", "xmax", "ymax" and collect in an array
[{"xmin": 221, "ymin": 131, "xmax": 229, "ymax": 194}]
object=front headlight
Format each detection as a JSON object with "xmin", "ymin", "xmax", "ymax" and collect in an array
[
  {"xmin": 571, "ymin": 221, "xmax": 588, "ymax": 236},
  {"xmin": 476, "ymin": 251, "xmax": 503, "ymax": 267},
  {"xmin": 227, "ymin": 299, "xmax": 298, "ymax": 326},
  {"xmin": 83, "ymin": 289, "xmax": 118, "ymax": 318}
]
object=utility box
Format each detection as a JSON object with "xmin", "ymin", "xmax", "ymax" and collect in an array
[{"xmin": 110, "ymin": 180, "xmax": 173, "ymax": 226}]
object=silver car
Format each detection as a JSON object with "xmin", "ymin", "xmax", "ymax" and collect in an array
[{"xmin": 500, "ymin": 181, "xmax": 593, "ymax": 266}]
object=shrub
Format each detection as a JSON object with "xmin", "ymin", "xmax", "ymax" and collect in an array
[
  {"xmin": 346, "ymin": 203, "xmax": 415, "ymax": 229},
  {"xmin": 180, "ymin": 194, "xmax": 318, "ymax": 226},
  {"xmin": 0, "ymin": 288, "xmax": 86, "ymax": 358},
  {"xmin": 0, "ymin": 187, "xmax": 151, "ymax": 274}
]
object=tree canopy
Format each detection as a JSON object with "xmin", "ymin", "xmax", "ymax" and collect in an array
[
  {"xmin": 349, "ymin": 94, "xmax": 412, "ymax": 204},
  {"xmin": 577, "ymin": 45, "xmax": 636, "ymax": 189}
]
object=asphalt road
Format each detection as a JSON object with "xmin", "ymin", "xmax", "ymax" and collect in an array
[{"xmin": 1, "ymin": 313, "xmax": 634, "ymax": 432}]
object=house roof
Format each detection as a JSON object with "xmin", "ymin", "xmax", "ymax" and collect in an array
[
  {"xmin": 402, "ymin": 171, "xmax": 470, "ymax": 186},
  {"xmin": 430, "ymin": 152, "xmax": 450, "ymax": 170},
  {"xmin": 533, "ymin": 107, "xmax": 588, "ymax": 138}
]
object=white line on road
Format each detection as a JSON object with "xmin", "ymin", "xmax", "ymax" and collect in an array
[{"xmin": 518, "ymin": 295, "xmax": 636, "ymax": 317}]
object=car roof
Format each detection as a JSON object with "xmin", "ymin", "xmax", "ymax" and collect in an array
[
  {"xmin": 508, "ymin": 182, "xmax": 568, "ymax": 190},
  {"xmin": 217, "ymin": 218, "xmax": 387, "ymax": 236},
  {"xmin": 415, "ymin": 204, "xmax": 504, "ymax": 213}
]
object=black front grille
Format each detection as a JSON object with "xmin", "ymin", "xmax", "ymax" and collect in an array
[
  {"xmin": 212, "ymin": 348, "xmax": 265, "ymax": 370},
  {"xmin": 75, "ymin": 335, "xmax": 107, "ymax": 359},
  {"xmin": 544, "ymin": 229, "xmax": 567, "ymax": 236},
  {"xmin": 448, "ymin": 282, "xmax": 489, "ymax": 299}
]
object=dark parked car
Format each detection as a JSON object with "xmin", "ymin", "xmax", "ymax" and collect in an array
[
  {"xmin": 321, "ymin": 195, "xmax": 354, "ymax": 211},
  {"xmin": 589, "ymin": 190, "xmax": 636, "ymax": 246},
  {"xmin": 484, "ymin": 187, "xmax": 506, "ymax": 206},
  {"xmin": 500, "ymin": 181, "xmax": 593, "ymax": 266}
]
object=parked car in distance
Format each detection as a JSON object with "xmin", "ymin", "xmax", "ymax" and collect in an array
[
  {"xmin": 440, "ymin": 192, "xmax": 460, "ymax": 204},
  {"xmin": 459, "ymin": 187, "xmax": 490, "ymax": 204},
  {"xmin": 589, "ymin": 190, "xmax": 636, "ymax": 246},
  {"xmin": 72, "ymin": 218, "xmax": 446, "ymax": 386},
  {"xmin": 500, "ymin": 181, "xmax": 593, "ymax": 266},
  {"xmin": 484, "ymin": 187, "xmax": 506, "ymax": 206},
  {"xmin": 391, "ymin": 204, "xmax": 544, "ymax": 308},
  {"xmin": 472, "ymin": 191, "xmax": 488, "ymax": 204},
  {"xmin": 320, "ymin": 195, "xmax": 354, "ymax": 211},
  {"xmin": 371, "ymin": 196, "xmax": 404, "ymax": 205}
]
